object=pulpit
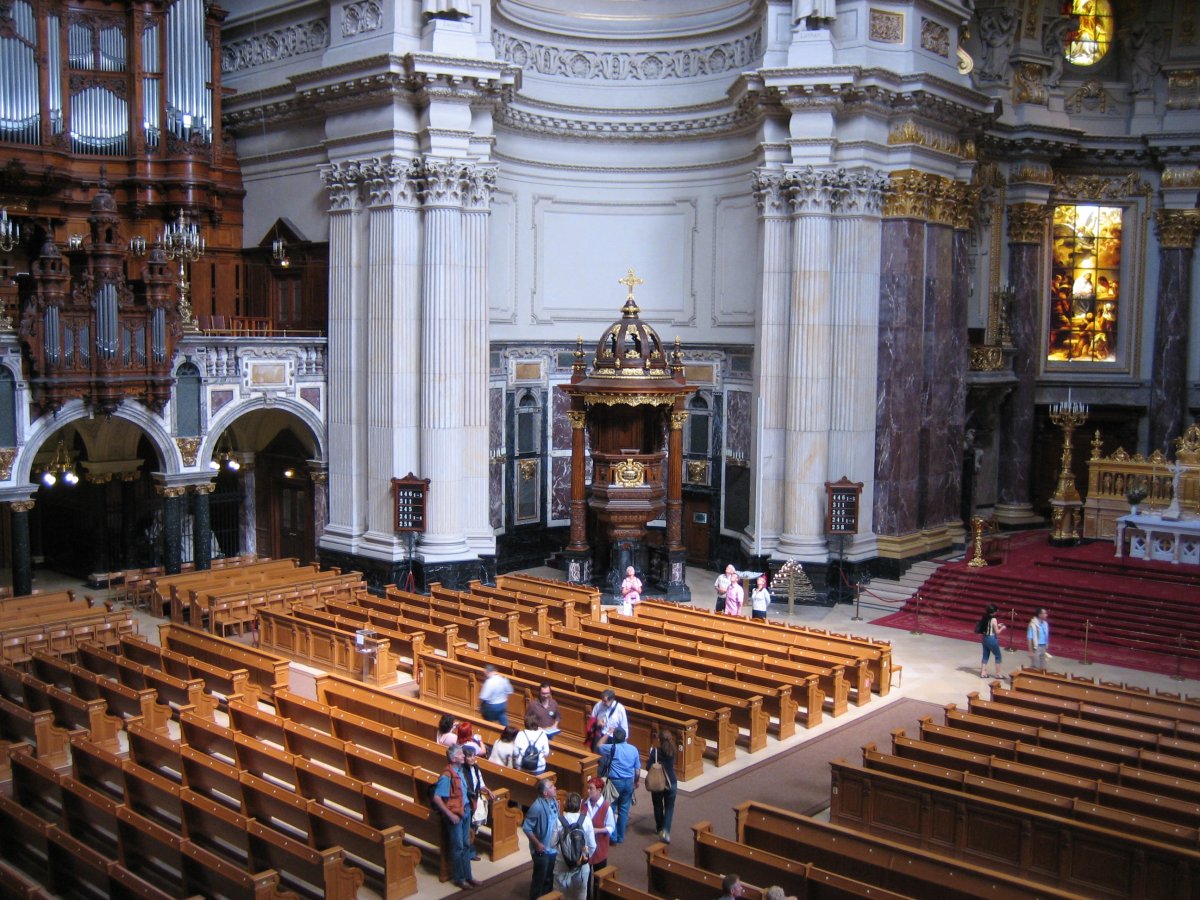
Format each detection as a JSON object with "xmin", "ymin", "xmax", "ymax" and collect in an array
[{"xmin": 558, "ymin": 271, "xmax": 695, "ymax": 601}]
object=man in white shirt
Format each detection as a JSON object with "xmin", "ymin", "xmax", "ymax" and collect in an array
[
  {"xmin": 590, "ymin": 689, "xmax": 628, "ymax": 740},
  {"xmin": 478, "ymin": 664, "xmax": 514, "ymax": 726}
]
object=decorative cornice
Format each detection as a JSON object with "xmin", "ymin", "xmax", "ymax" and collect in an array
[
  {"xmin": 1160, "ymin": 167, "xmax": 1200, "ymax": 189},
  {"xmin": 1006, "ymin": 202, "xmax": 1049, "ymax": 244},
  {"xmin": 220, "ymin": 17, "xmax": 329, "ymax": 74},
  {"xmin": 582, "ymin": 393, "xmax": 677, "ymax": 407},
  {"xmin": 495, "ymin": 102, "xmax": 757, "ymax": 141},
  {"xmin": 342, "ymin": 0, "xmax": 382, "ymax": 38},
  {"xmin": 492, "ymin": 27, "xmax": 762, "ymax": 81},
  {"xmin": 1052, "ymin": 172, "xmax": 1152, "ymax": 200},
  {"xmin": 1155, "ymin": 209, "xmax": 1200, "ymax": 250}
]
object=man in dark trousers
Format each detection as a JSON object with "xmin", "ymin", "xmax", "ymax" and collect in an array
[
  {"xmin": 522, "ymin": 777, "xmax": 559, "ymax": 899},
  {"xmin": 597, "ymin": 726, "xmax": 640, "ymax": 844}
]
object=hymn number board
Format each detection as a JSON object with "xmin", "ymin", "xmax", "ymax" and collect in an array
[
  {"xmin": 825, "ymin": 477, "xmax": 863, "ymax": 535},
  {"xmin": 392, "ymin": 474, "xmax": 430, "ymax": 534}
]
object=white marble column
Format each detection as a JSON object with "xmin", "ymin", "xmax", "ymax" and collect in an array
[
  {"xmin": 362, "ymin": 157, "xmax": 423, "ymax": 554},
  {"xmin": 318, "ymin": 162, "xmax": 367, "ymax": 554},
  {"xmin": 828, "ymin": 170, "xmax": 886, "ymax": 555},
  {"xmin": 463, "ymin": 164, "xmax": 497, "ymax": 556},
  {"xmin": 418, "ymin": 160, "xmax": 472, "ymax": 561},
  {"xmin": 748, "ymin": 170, "xmax": 792, "ymax": 556},
  {"xmin": 777, "ymin": 167, "xmax": 838, "ymax": 560}
]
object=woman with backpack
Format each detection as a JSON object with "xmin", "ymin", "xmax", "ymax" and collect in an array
[
  {"xmin": 551, "ymin": 792, "xmax": 596, "ymax": 900},
  {"xmin": 513, "ymin": 712, "xmax": 550, "ymax": 775},
  {"xmin": 976, "ymin": 603, "xmax": 1006, "ymax": 679}
]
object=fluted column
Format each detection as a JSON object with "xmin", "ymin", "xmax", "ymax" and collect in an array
[
  {"xmin": 361, "ymin": 157, "xmax": 422, "ymax": 554},
  {"xmin": 996, "ymin": 202, "xmax": 1050, "ymax": 522},
  {"xmin": 1148, "ymin": 209, "xmax": 1200, "ymax": 452},
  {"xmin": 191, "ymin": 482, "xmax": 214, "ymax": 571},
  {"xmin": 777, "ymin": 167, "xmax": 837, "ymax": 560},
  {"xmin": 9, "ymin": 499, "xmax": 34, "ymax": 597},
  {"xmin": 319, "ymin": 162, "xmax": 367, "ymax": 552},
  {"xmin": 419, "ymin": 160, "xmax": 471, "ymax": 561},
  {"xmin": 828, "ymin": 170, "xmax": 886, "ymax": 551},
  {"xmin": 463, "ymin": 165, "xmax": 497, "ymax": 555},
  {"xmin": 308, "ymin": 462, "xmax": 329, "ymax": 545},
  {"xmin": 749, "ymin": 170, "xmax": 793, "ymax": 555}
]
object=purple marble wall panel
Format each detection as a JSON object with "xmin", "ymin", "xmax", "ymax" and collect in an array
[
  {"xmin": 726, "ymin": 390, "xmax": 751, "ymax": 460},
  {"xmin": 920, "ymin": 224, "xmax": 959, "ymax": 527},
  {"xmin": 552, "ymin": 389, "xmax": 572, "ymax": 451},
  {"xmin": 489, "ymin": 459, "xmax": 504, "ymax": 529},
  {"xmin": 946, "ymin": 229, "xmax": 971, "ymax": 518},
  {"xmin": 874, "ymin": 219, "xmax": 926, "ymax": 535},
  {"xmin": 1148, "ymin": 247, "xmax": 1194, "ymax": 453},
  {"xmin": 211, "ymin": 389, "xmax": 234, "ymax": 416},
  {"xmin": 300, "ymin": 387, "xmax": 321, "ymax": 411},
  {"xmin": 997, "ymin": 242, "xmax": 1041, "ymax": 506},
  {"xmin": 489, "ymin": 387, "xmax": 504, "ymax": 453},
  {"xmin": 551, "ymin": 456, "xmax": 571, "ymax": 520}
]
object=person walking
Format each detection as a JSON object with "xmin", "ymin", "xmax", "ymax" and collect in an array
[
  {"xmin": 976, "ymin": 603, "xmax": 1005, "ymax": 679},
  {"xmin": 479, "ymin": 664, "xmax": 513, "ymax": 726},
  {"xmin": 714, "ymin": 564, "xmax": 737, "ymax": 613},
  {"xmin": 430, "ymin": 745, "xmax": 479, "ymax": 890},
  {"xmin": 646, "ymin": 727, "xmax": 677, "ymax": 843},
  {"xmin": 750, "ymin": 575, "xmax": 771, "ymax": 621},
  {"xmin": 523, "ymin": 778, "xmax": 560, "ymax": 900},
  {"xmin": 1027, "ymin": 607, "xmax": 1051, "ymax": 669},
  {"xmin": 550, "ymin": 791, "xmax": 596, "ymax": 900},
  {"xmin": 597, "ymin": 726, "xmax": 640, "ymax": 844}
]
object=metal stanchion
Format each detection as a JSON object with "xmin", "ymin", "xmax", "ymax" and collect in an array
[
  {"xmin": 910, "ymin": 593, "xmax": 922, "ymax": 635},
  {"xmin": 1174, "ymin": 635, "xmax": 1185, "ymax": 682},
  {"xmin": 1080, "ymin": 620, "xmax": 1092, "ymax": 665},
  {"xmin": 1007, "ymin": 610, "xmax": 1016, "ymax": 651}
]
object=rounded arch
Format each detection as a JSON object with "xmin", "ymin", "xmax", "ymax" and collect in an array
[
  {"xmin": 16, "ymin": 400, "xmax": 177, "ymax": 484},
  {"xmin": 202, "ymin": 396, "xmax": 325, "ymax": 466}
]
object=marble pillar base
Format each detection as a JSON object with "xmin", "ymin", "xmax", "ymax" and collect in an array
[
  {"xmin": 993, "ymin": 503, "xmax": 1043, "ymax": 526},
  {"xmin": 664, "ymin": 549, "xmax": 691, "ymax": 603},
  {"xmin": 319, "ymin": 547, "xmax": 491, "ymax": 594},
  {"xmin": 560, "ymin": 550, "xmax": 592, "ymax": 586}
]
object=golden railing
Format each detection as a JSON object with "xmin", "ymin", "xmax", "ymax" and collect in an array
[{"xmin": 1082, "ymin": 423, "xmax": 1200, "ymax": 539}]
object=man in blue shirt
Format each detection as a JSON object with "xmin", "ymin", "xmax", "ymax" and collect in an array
[
  {"xmin": 597, "ymin": 727, "xmax": 640, "ymax": 844},
  {"xmin": 1027, "ymin": 607, "xmax": 1051, "ymax": 669},
  {"xmin": 522, "ymin": 777, "xmax": 559, "ymax": 899},
  {"xmin": 430, "ymin": 745, "xmax": 478, "ymax": 889}
]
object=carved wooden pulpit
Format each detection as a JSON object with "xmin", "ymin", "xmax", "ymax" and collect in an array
[{"xmin": 558, "ymin": 271, "xmax": 695, "ymax": 601}]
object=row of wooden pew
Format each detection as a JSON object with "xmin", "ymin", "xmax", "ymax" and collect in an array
[{"xmin": 828, "ymin": 668, "xmax": 1200, "ymax": 898}]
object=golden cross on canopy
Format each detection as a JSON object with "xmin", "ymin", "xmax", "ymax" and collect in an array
[{"xmin": 618, "ymin": 268, "xmax": 643, "ymax": 302}]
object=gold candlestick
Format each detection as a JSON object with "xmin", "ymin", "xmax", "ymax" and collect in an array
[
  {"xmin": 967, "ymin": 516, "xmax": 989, "ymax": 568},
  {"xmin": 1048, "ymin": 397, "xmax": 1088, "ymax": 544}
]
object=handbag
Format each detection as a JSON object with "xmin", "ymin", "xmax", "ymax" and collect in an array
[
  {"xmin": 471, "ymin": 793, "xmax": 489, "ymax": 827},
  {"xmin": 602, "ymin": 778, "xmax": 619, "ymax": 805},
  {"xmin": 645, "ymin": 760, "xmax": 667, "ymax": 793}
]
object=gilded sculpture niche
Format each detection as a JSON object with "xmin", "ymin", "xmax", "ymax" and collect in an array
[{"xmin": 1047, "ymin": 203, "xmax": 1122, "ymax": 363}]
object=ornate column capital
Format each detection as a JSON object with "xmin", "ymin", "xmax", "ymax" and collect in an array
[
  {"xmin": 362, "ymin": 156, "xmax": 421, "ymax": 207},
  {"xmin": 192, "ymin": 482, "xmax": 216, "ymax": 495},
  {"xmin": 1155, "ymin": 209, "xmax": 1200, "ymax": 250},
  {"xmin": 785, "ymin": 166, "xmax": 840, "ymax": 215},
  {"xmin": 156, "ymin": 485, "xmax": 187, "ymax": 499},
  {"xmin": 883, "ymin": 169, "xmax": 961, "ymax": 222},
  {"xmin": 567, "ymin": 411, "xmax": 587, "ymax": 429},
  {"xmin": 320, "ymin": 160, "xmax": 367, "ymax": 211},
  {"xmin": 752, "ymin": 170, "xmax": 789, "ymax": 217},
  {"xmin": 838, "ymin": 169, "xmax": 889, "ymax": 217},
  {"xmin": 669, "ymin": 411, "xmax": 689, "ymax": 430},
  {"xmin": 10, "ymin": 499, "xmax": 35, "ymax": 513},
  {"xmin": 86, "ymin": 472, "xmax": 114, "ymax": 485},
  {"xmin": 1006, "ymin": 202, "xmax": 1050, "ymax": 244},
  {"xmin": 418, "ymin": 158, "xmax": 469, "ymax": 208},
  {"xmin": 462, "ymin": 163, "xmax": 498, "ymax": 212}
]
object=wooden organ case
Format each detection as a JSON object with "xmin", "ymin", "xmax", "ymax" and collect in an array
[{"xmin": 0, "ymin": 0, "xmax": 244, "ymax": 412}]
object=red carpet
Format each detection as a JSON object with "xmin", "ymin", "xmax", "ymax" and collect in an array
[{"xmin": 872, "ymin": 531, "xmax": 1200, "ymax": 680}]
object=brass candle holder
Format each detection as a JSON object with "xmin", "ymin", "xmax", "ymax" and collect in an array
[
  {"xmin": 967, "ymin": 516, "xmax": 989, "ymax": 568},
  {"xmin": 1048, "ymin": 395, "xmax": 1088, "ymax": 544}
]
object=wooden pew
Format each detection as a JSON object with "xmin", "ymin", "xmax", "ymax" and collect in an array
[
  {"xmin": 181, "ymin": 744, "xmax": 244, "ymax": 808},
  {"xmin": 429, "ymin": 583, "xmax": 549, "ymax": 637},
  {"xmin": 480, "ymin": 636, "xmax": 770, "ymax": 753},
  {"xmin": 0, "ymin": 694, "xmax": 70, "ymax": 768},
  {"xmin": 469, "ymin": 581, "xmax": 586, "ymax": 631},
  {"xmin": 10, "ymin": 748, "xmax": 65, "ymax": 822},
  {"xmin": 276, "ymin": 605, "xmax": 422, "ymax": 677},
  {"xmin": 70, "ymin": 733, "xmax": 127, "ymax": 802},
  {"xmin": 326, "ymin": 595, "xmax": 491, "ymax": 650},
  {"xmin": 120, "ymin": 633, "xmax": 255, "ymax": 707},
  {"xmin": 829, "ymin": 758, "xmax": 1200, "ymax": 899},
  {"xmin": 993, "ymin": 679, "xmax": 1200, "ymax": 739},
  {"xmin": 1012, "ymin": 668, "xmax": 1200, "ymax": 724},
  {"xmin": 59, "ymin": 774, "xmax": 121, "ymax": 858},
  {"xmin": 76, "ymin": 639, "xmax": 218, "ymax": 721},
  {"xmin": 733, "ymin": 801, "xmax": 1081, "ymax": 900},
  {"xmin": 31, "ymin": 650, "xmax": 173, "ymax": 736},
  {"xmin": 18, "ymin": 674, "xmax": 124, "ymax": 751},
  {"xmin": 126, "ymin": 720, "xmax": 184, "ymax": 783},
  {"xmin": 123, "ymin": 759, "xmax": 185, "ymax": 832},
  {"xmin": 0, "ymin": 792, "xmax": 53, "ymax": 891},
  {"xmin": 400, "ymin": 585, "xmax": 526, "ymax": 642},
  {"xmin": 159, "ymin": 623, "xmax": 290, "ymax": 699},
  {"xmin": 493, "ymin": 573, "xmax": 601, "ymax": 620},
  {"xmin": 638, "ymin": 599, "xmax": 894, "ymax": 698}
]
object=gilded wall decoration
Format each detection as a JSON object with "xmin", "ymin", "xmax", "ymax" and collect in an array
[
  {"xmin": 920, "ymin": 18, "xmax": 950, "ymax": 57},
  {"xmin": 175, "ymin": 437, "xmax": 201, "ymax": 467},
  {"xmin": 1006, "ymin": 203, "xmax": 1049, "ymax": 244},
  {"xmin": 869, "ymin": 9, "xmax": 904, "ymax": 43},
  {"xmin": 1161, "ymin": 168, "xmax": 1200, "ymax": 189},
  {"xmin": 0, "ymin": 447, "xmax": 15, "ymax": 480},
  {"xmin": 1066, "ymin": 79, "xmax": 1115, "ymax": 115},
  {"xmin": 1012, "ymin": 62, "xmax": 1048, "ymax": 106},
  {"xmin": 686, "ymin": 459, "xmax": 710, "ymax": 485},
  {"xmin": 887, "ymin": 119, "xmax": 970, "ymax": 158},
  {"xmin": 1155, "ymin": 209, "xmax": 1200, "ymax": 250},
  {"xmin": 1053, "ymin": 172, "xmax": 1151, "ymax": 201},
  {"xmin": 882, "ymin": 169, "xmax": 963, "ymax": 222},
  {"xmin": 1011, "ymin": 162, "xmax": 1054, "ymax": 186}
]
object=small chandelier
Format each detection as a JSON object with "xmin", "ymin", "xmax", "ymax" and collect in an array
[
  {"xmin": 42, "ymin": 438, "xmax": 79, "ymax": 487},
  {"xmin": 209, "ymin": 435, "xmax": 241, "ymax": 472},
  {"xmin": 272, "ymin": 236, "xmax": 290, "ymax": 268},
  {"xmin": 0, "ymin": 207, "xmax": 19, "ymax": 253}
]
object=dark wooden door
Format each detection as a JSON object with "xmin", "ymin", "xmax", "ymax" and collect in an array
[{"xmin": 683, "ymin": 496, "xmax": 711, "ymax": 566}]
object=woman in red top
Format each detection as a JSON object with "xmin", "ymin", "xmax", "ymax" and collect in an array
[{"xmin": 582, "ymin": 776, "xmax": 615, "ymax": 899}]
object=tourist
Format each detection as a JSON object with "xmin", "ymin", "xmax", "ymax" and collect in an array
[
  {"xmin": 718, "ymin": 873, "xmax": 746, "ymax": 899},
  {"xmin": 597, "ymin": 726, "xmax": 640, "ymax": 844},
  {"xmin": 460, "ymin": 744, "xmax": 495, "ymax": 863},
  {"xmin": 724, "ymin": 571, "xmax": 745, "ymax": 617},
  {"xmin": 528, "ymin": 682, "xmax": 562, "ymax": 738},
  {"xmin": 590, "ymin": 689, "xmax": 628, "ymax": 742},
  {"xmin": 976, "ymin": 603, "xmax": 1005, "ymax": 679},
  {"xmin": 619, "ymin": 565, "xmax": 642, "ymax": 617},
  {"xmin": 750, "ymin": 575, "xmax": 771, "ymax": 620},
  {"xmin": 436, "ymin": 713, "xmax": 457, "ymax": 748},
  {"xmin": 764, "ymin": 887, "xmax": 796, "ymax": 900},
  {"xmin": 489, "ymin": 724, "xmax": 518, "ymax": 767},
  {"xmin": 430, "ymin": 745, "xmax": 479, "ymax": 890},
  {"xmin": 479, "ymin": 664, "xmax": 514, "ymax": 726},
  {"xmin": 522, "ymin": 778, "xmax": 559, "ymax": 900},
  {"xmin": 551, "ymin": 791, "xmax": 596, "ymax": 900},
  {"xmin": 513, "ymin": 711, "xmax": 551, "ymax": 775},
  {"xmin": 1027, "ymin": 607, "xmax": 1051, "ymax": 669},
  {"xmin": 582, "ymin": 776, "xmax": 615, "ymax": 898},
  {"xmin": 454, "ymin": 720, "xmax": 486, "ymax": 756},
  {"xmin": 646, "ymin": 727, "xmax": 677, "ymax": 843},
  {"xmin": 714, "ymin": 563, "xmax": 737, "ymax": 613}
]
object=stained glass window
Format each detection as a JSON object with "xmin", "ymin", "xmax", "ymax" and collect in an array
[
  {"xmin": 1064, "ymin": 0, "xmax": 1114, "ymax": 67},
  {"xmin": 1048, "ymin": 204, "xmax": 1122, "ymax": 363}
]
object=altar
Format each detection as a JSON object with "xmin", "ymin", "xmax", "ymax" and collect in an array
[{"xmin": 1114, "ymin": 514, "xmax": 1200, "ymax": 565}]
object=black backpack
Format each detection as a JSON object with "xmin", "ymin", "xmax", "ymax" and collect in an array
[
  {"xmin": 519, "ymin": 731, "xmax": 541, "ymax": 772},
  {"xmin": 557, "ymin": 813, "xmax": 589, "ymax": 870}
]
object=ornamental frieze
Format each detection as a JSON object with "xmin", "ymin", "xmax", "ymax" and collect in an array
[
  {"xmin": 1052, "ymin": 172, "xmax": 1151, "ymax": 200},
  {"xmin": 1161, "ymin": 168, "xmax": 1200, "ymax": 190},
  {"xmin": 493, "ymin": 28, "xmax": 762, "ymax": 81},
  {"xmin": 221, "ymin": 18, "xmax": 329, "ymax": 73}
]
